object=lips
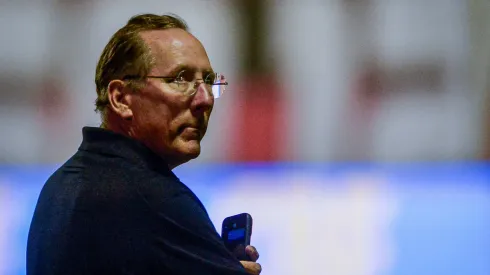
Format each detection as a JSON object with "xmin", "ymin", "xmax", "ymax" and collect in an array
[
  {"xmin": 181, "ymin": 127, "xmax": 200, "ymax": 139},
  {"xmin": 178, "ymin": 123, "xmax": 199, "ymax": 133},
  {"xmin": 178, "ymin": 124, "xmax": 202, "ymax": 139}
]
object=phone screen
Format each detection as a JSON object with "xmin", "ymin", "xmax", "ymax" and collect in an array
[{"xmin": 225, "ymin": 227, "xmax": 246, "ymax": 255}]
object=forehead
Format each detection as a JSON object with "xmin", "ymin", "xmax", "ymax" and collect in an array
[{"xmin": 140, "ymin": 28, "xmax": 212, "ymax": 74}]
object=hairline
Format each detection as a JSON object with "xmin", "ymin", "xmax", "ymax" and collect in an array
[{"xmin": 138, "ymin": 29, "xmax": 214, "ymax": 77}]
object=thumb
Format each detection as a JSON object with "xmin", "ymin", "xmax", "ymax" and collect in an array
[{"xmin": 240, "ymin": 261, "xmax": 262, "ymax": 275}]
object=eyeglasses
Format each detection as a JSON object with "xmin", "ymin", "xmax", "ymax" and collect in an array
[{"xmin": 123, "ymin": 70, "xmax": 228, "ymax": 99}]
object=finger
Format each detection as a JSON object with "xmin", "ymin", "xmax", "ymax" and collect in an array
[
  {"xmin": 245, "ymin": 245, "xmax": 259, "ymax": 262},
  {"xmin": 240, "ymin": 261, "xmax": 262, "ymax": 275}
]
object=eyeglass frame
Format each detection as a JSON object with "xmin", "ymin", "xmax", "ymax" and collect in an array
[{"xmin": 122, "ymin": 70, "xmax": 228, "ymax": 98}]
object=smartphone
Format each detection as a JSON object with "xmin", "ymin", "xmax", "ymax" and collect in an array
[{"xmin": 221, "ymin": 213, "xmax": 253, "ymax": 261}]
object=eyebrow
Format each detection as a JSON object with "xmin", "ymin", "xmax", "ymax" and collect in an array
[{"xmin": 166, "ymin": 64, "xmax": 215, "ymax": 76}]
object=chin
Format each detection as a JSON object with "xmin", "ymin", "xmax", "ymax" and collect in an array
[
  {"xmin": 166, "ymin": 141, "xmax": 201, "ymax": 169},
  {"xmin": 177, "ymin": 139, "xmax": 202, "ymax": 160}
]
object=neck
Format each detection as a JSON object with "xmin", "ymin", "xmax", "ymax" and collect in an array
[
  {"xmin": 102, "ymin": 110, "xmax": 134, "ymax": 137},
  {"xmin": 102, "ymin": 112, "xmax": 182, "ymax": 170}
]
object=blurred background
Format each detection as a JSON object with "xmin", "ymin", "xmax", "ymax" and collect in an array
[{"xmin": 1, "ymin": 0, "xmax": 490, "ymax": 274}]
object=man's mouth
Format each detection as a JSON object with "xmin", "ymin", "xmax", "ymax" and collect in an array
[{"xmin": 178, "ymin": 125, "xmax": 201, "ymax": 140}]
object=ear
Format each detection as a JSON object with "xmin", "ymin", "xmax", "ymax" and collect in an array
[{"xmin": 107, "ymin": 80, "xmax": 133, "ymax": 120}]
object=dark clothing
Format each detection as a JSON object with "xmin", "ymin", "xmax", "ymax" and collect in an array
[{"xmin": 27, "ymin": 127, "xmax": 246, "ymax": 275}]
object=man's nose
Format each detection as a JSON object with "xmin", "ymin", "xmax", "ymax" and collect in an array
[{"xmin": 190, "ymin": 82, "xmax": 214, "ymax": 114}]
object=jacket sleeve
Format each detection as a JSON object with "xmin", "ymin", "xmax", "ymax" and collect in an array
[{"xmin": 135, "ymin": 179, "xmax": 248, "ymax": 275}]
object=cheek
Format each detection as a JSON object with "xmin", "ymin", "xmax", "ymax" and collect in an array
[
  {"xmin": 133, "ymin": 98, "xmax": 173, "ymax": 135},
  {"xmin": 131, "ymin": 86, "xmax": 189, "ymax": 140}
]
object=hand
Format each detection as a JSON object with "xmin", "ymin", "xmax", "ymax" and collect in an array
[{"xmin": 240, "ymin": 245, "xmax": 262, "ymax": 275}]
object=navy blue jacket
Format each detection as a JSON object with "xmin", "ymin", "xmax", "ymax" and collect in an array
[{"xmin": 27, "ymin": 127, "xmax": 246, "ymax": 274}]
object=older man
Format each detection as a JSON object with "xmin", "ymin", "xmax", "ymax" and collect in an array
[{"xmin": 27, "ymin": 14, "xmax": 261, "ymax": 275}]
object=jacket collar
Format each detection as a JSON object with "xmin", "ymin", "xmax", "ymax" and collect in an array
[{"xmin": 79, "ymin": 126, "xmax": 176, "ymax": 177}]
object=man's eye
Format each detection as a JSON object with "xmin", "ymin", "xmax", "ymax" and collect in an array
[
  {"xmin": 173, "ymin": 70, "xmax": 194, "ymax": 83},
  {"xmin": 204, "ymin": 73, "xmax": 216, "ymax": 85},
  {"xmin": 174, "ymin": 75, "xmax": 186, "ymax": 83}
]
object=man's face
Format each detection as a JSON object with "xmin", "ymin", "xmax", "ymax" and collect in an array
[{"xmin": 127, "ymin": 28, "xmax": 214, "ymax": 168}]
